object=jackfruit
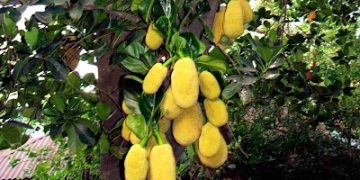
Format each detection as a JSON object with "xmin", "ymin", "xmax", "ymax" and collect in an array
[
  {"xmin": 239, "ymin": 0, "xmax": 253, "ymax": 23},
  {"xmin": 124, "ymin": 144, "xmax": 148, "ymax": 180},
  {"xmin": 145, "ymin": 133, "xmax": 168, "ymax": 157},
  {"xmin": 172, "ymin": 103, "xmax": 203, "ymax": 146},
  {"xmin": 160, "ymin": 86, "xmax": 184, "ymax": 120},
  {"xmin": 204, "ymin": 99, "xmax": 228, "ymax": 127},
  {"xmin": 143, "ymin": 63, "xmax": 168, "ymax": 94},
  {"xmin": 199, "ymin": 122, "xmax": 222, "ymax": 157},
  {"xmin": 197, "ymin": 136, "xmax": 228, "ymax": 168},
  {"xmin": 212, "ymin": 4, "xmax": 226, "ymax": 44},
  {"xmin": 122, "ymin": 100, "xmax": 133, "ymax": 115},
  {"xmin": 121, "ymin": 118, "xmax": 131, "ymax": 141},
  {"xmin": 199, "ymin": 71, "xmax": 221, "ymax": 100},
  {"xmin": 171, "ymin": 58, "xmax": 199, "ymax": 108},
  {"xmin": 159, "ymin": 119, "xmax": 171, "ymax": 133},
  {"xmin": 145, "ymin": 23, "xmax": 163, "ymax": 50},
  {"xmin": 130, "ymin": 132, "xmax": 141, "ymax": 144},
  {"xmin": 223, "ymin": 0, "xmax": 244, "ymax": 39},
  {"xmin": 149, "ymin": 144, "xmax": 176, "ymax": 180}
]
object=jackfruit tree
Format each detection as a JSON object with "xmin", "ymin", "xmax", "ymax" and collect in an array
[{"xmin": 0, "ymin": 0, "xmax": 359, "ymax": 179}]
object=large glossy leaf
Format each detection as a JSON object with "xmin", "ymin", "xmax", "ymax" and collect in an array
[
  {"xmin": 96, "ymin": 102, "xmax": 111, "ymax": 121},
  {"xmin": 74, "ymin": 123, "xmax": 95, "ymax": 146},
  {"xmin": 99, "ymin": 133, "xmax": 110, "ymax": 154},
  {"xmin": 126, "ymin": 114, "xmax": 147, "ymax": 139},
  {"xmin": 50, "ymin": 94, "xmax": 66, "ymax": 114},
  {"xmin": 222, "ymin": 82, "xmax": 242, "ymax": 100},
  {"xmin": 1, "ymin": 124, "xmax": 21, "ymax": 145},
  {"xmin": 139, "ymin": 0, "xmax": 155, "ymax": 23},
  {"xmin": 120, "ymin": 57, "xmax": 148, "ymax": 75},
  {"xmin": 124, "ymin": 42, "xmax": 145, "ymax": 59},
  {"xmin": 47, "ymin": 58, "xmax": 69, "ymax": 81},
  {"xmin": 66, "ymin": 125, "xmax": 82, "ymax": 153},
  {"xmin": 25, "ymin": 27, "xmax": 44, "ymax": 50},
  {"xmin": 196, "ymin": 55, "xmax": 228, "ymax": 73}
]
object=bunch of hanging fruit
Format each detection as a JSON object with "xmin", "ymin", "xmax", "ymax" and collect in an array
[{"xmin": 121, "ymin": 0, "xmax": 253, "ymax": 179}]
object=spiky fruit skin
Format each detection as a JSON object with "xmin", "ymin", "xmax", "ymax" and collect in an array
[
  {"xmin": 143, "ymin": 63, "xmax": 168, "ymax": 94},
  {"xmin": 223, "ymin": 0, "xmax": 244, "ymax": 39},
  {"xmin": 159, "ymin": 119, "xmax": 171, "ymax": 133},
  {"xmin": 239, "ymin": 0, "xmax": 253, "ymax": 23},
  {"xmin": 171, "ymin": 58, "xmax": 199, "ymax": 108},
  {"xmin": 204, "ymin": 99, "xmax": 228, "ymax": 127},
  {"xmin": 130, "ymin": 132, "xmax": 141, "ymax": 144},
  {"xmin": 122, "ymin": 100, "xmax": 133, "ymax": 115},
  {"xmin": 197, "ymin": 136, "xmax": 228, "ymax": 168},
  {"xmin": 199, "ymin": 71, "xmax": 221, "ymax": 100},
  {"xmin": 172, "ymin": 103, "xmax": 203, "ymax": 146},
  {"xmin": 213, "ymin": 5, "xmax": 226, "ymax": 44},
  {"xmin": 121, "ymin": 118, "xmax": 131, "ymax": 141},
  {"xmin": 145, "ymin": 23, "xmax": 163, "ymax": 50},
  {"xmin": 149, "ymin": 144, "xmax": 176, "ymax": 180},
  {"xmin": 145, "ymin": 133, "xmax": 168, "ymax": 157},
  {"xmin": 124, "ymin": 144, "xmax": 148, "ymax": 180},
  {"xmin": 160, "ymin": 86, "xmax": 184, "ymax": 120},
  {"xmin": 199, "ymin": 123, "xmax": 222, "ymax": 157}
]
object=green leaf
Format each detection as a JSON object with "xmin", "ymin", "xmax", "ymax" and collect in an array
[
  {"xmin": 50, "ymin": 94, "xmax": 66, "ymax": 114},
  {"xmin": 196, "ymin": 55, "xmax": 228, "ymax": 73},
  {"xmin": 25, "ymin": 27, "xmax": 40, "ymax": 50},
  {"xmin": 124, "ymin": 42, "xmax": 145, "ymax": 59},
  {"xmin": 69, "ymin": 2, "xmax": 83, "ymax": 20},
  {"xmin": 47, "ymin": 58, "xmax": 69, "ymax": 81},
  {"xmin": 53, "ymin": 0, "xmax": 69, "ymax": 5},
  {"xmin": 66, "ymin": 125, "xmax": 82, "ymax": 153},
  {"xmin": 181, "ymin": 33, "xmax": 206, "ymax": 59},
  {"xmin": 74, "ymin": 123, "xmax": 95, "ymax": 146},
  {"xmin": 222, "ymin": 82, "xmax": 242, "ymax": 100},
  {"xmin": 1, "ymin": 124, "xmax": 21, "ymax": 145},
  {"xmin": 131, "ymin": 0, "xmax": 144, "ymax": 11},
  {"xmin": 126, "ymin": 114, "xmax": 147, "ymax": 139},
  {"xmin": 120, "ymin": 57, "xmax": 148, "ymax": 75},
  {"xmin": 96, "ymin": 102, "xmax": 111, "ymax": 120},
  {"xmin": 12, "ymin": 58, "xmax": 29, "ymax": 81},
  {"xmin": 99, "ymin": 133, "xmax": 110, "ymax": 154},
  {"xmin": 3, "ymin": 14, "xmax": 16, "ymax": 36},
  {"xmin": 125, "ymin": 75, "xmax": 143, "ymax": 84},
  {"xmin": 67, "ymin": 72, "xmax": 82, "ymax": 89},
  {"xmin": 139, "ymin": 0, "xmax": 155, "ymax": 23}
]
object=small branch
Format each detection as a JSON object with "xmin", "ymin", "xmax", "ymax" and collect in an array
[{"xmin": 84, "ymin": 5, "xmax": 142, "ymax": 24}]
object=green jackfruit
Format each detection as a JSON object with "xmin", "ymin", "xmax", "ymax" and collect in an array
[
  {"xmin": 171, "ymin": 58, "xmax": 199, "ymax": 108},
  {"xmin": 199, "ymin": 122, "xmax": 222, "ymax": 157},
  {"xmin": 145, "ymin": 23, "xmax": 163, "ymax": 50},
  {"xmin": 223, "ymin": 0, "xmax": 244, "ymax": 39},
  {"xmin": 199, "ymin": 71, "xmax": 221, "ymax": 100},
  {"xmin": 143, "ymin": 63, "xmax": 168, "ymax": 94},
  {"xmin": 149, "ymin": 144, "xmax": 176, "ymax": 180},
  {"xmin": 160, "ymin": 86, "xmax": 184, "ymax": 120},
  {"xmin": 204, "ymin": 98, "xmax": 228, "ymax": 127},
  {"xmin": 172, "ymin": 103, "xmax": 203, "ymax": 146},
  {"xmin": 124, "ymin": 144, "xmax": 148, "ymax": 180}
]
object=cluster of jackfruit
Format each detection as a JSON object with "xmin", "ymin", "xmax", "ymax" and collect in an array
[
  {"xmin": 131, "ymin": 57, "xmax": 229, "ymax": 171},
  {"xmin": 213, "ymin": 0, "xmax": 253, "ymax": 44}
]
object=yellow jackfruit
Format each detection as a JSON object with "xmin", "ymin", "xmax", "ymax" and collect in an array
[
  {"xmin": 121, "ymin": 118, "xmax": 131, "ymax": 141},
  {"xmin": 172, "ymin": 103, "xmax": 203, "ymax": 146},
  {"xmin": 223, "ymin": 0, "xmax": 244, "ymax": 39},
  {"xmin": 149, "ymin": 144, "xmax": 176, "ymax": 180},
  {"xmin": 204, "ymin": 99, "xmax": 228, "ymax": 127},
  {"xmin": 239, "ymin": 0, "xmax": 253, "ymax": 23},
  {"xmin": 197, "ymin": 136, "xmax": 228, "ymax": 169},
  {"xmin": 122, "ymin": 100, "xmax": 133, "ymax": 115},
  {"xmin": 159, "ymin": 119, "xmax": 171, "ymax": 133},
  {"xmin": 145, "ymin": 23, "xmax": 163, "ymax": 50},
  {"xmin": 160, "ymin": 86, "xmax": 184, "ymax": 120},
  {"xmin": 124, "ymin": 144, "xmax": 148, "ymax": 180},
  {"xmin": 171, "ymin": 58, "xmax": 199, "ymax": 108},
  {"xmin": 199, "ymin": 71, "xmax": 221, "ymax": 100},
  {"xmin": 143, "ymin": 63, "xmax": 168, "ymax": 94},
  {"xmin": 130, "ymin": 132, "xmax": 141, "ymax": 145},
  {"xmin": 212, "ymin": 4, "xmax": 226, "ymax": 44},
  {"xmin": 199, "ymin": 122, "xmax": 222, "ymax": 157},
  {"xmin": 145, "ymin": 133, "xmax": 168, "ymax": 157}
]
